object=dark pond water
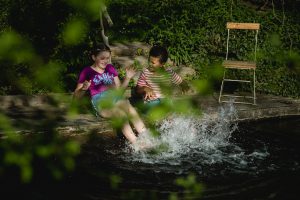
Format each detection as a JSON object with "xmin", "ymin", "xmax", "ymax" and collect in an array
[
  {"xmin": 3, "ymin": 107, "xmax": 300, "ymax": 200},
  {"xmin": 74, "ymin": 115, "xmax": 300, "ymax": 200}
]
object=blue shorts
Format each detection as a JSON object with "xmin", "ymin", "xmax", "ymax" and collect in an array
[
  {"xmin": 91, "ymin": 90, "xmax": 122, "ymax": 116},
  {"xmin": 141, "ymin": 98, "xmax": 162, "ymax": 114},
  {"xmin": 142, "ymin": 98, "xmax": 176, "ymax": 115},
  {"xmin": 145, "ymin": 98, "xmax": 161, "ymax": 107}
]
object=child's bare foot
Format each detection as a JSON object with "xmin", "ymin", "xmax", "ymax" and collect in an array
[
  {"xmin": 132, "ymin": 141, "xmax": 154, "ymax": 151},
  {"xmin": 139, "ymin": 142, "xmax": 155, "ymax": 150}
]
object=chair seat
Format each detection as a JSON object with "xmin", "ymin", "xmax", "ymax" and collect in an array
[{"xmin": 223, "ymin": 60, "xmax": 256, "ymax": 69}]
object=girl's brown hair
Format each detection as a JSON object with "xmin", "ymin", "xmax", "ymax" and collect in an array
[{"xmin": 91, "ymin": 44, "xmax": 111, "ymax": 56}]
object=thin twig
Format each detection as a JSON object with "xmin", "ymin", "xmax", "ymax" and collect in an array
[
  {"xmin": 230, "ymin": 0, "xmax": 234, "ymax": 21},
  {"xmin": 281, "ymin": 0, "xmax": 285, "ymax": 27},
  {"xmin": 271, "ymin": 0, "xmax": 281, "ymax": 22}
]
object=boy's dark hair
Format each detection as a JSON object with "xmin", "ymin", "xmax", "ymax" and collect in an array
[
  {"xmin": 149, "ymin": 45, "xmax": 168, "ymax": 64},
  {"xmin": 91, "ymin": 43, "xmax": 111, "ymax": 56}
]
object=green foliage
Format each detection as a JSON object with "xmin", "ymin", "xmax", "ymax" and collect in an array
[
  {"xmin": 1, "ymin": 0, "xmax": 299, "ymax": 96},
  {"xmin": 0, "ymin": 0, "xmax": 87, "ymax": 184},
  {"xmin": 109, "ymin": 174, "xmax": 123, "ymax": 190},
  {"xmin": 62, "ymin": 17, "xmax": 89, "ymax": 46},
  {"xmin": 171, "ymin": 173, "xmax": 204, "ymax": 199},
  {"xmin": 0, "ymin": 112, "xmax": 81, "ymax": 183},
  {"xmin": 107, "ymin": 0, "xmax": 300, "ymax": 97},
  {"xmin": 0, "ymin": 1, "xmax": 298, "ymax": 198},
  {"xmin": 65, "ymin": 0, "xmax": 105, "ymax": 20},
  {"xmin": 132, "ymin": 59, "xmax": 144, "ymax": 71}
]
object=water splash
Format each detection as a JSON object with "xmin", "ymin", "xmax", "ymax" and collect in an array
[
  {"xmin": 112, "ymin": 103, "xmax": 269, "ymax": 175},
  {"xmin": 128, "ymin": 103, "xmax": 238, "ymax": 159}
]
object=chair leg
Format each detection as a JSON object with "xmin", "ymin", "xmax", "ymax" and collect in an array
[
  {"xmin": 253, "ymin": 69, "xmax": 256, "ymax": 105},
  {"xmin": 219, "ymin": 70, "xmax": 226, "ymax": 103}
]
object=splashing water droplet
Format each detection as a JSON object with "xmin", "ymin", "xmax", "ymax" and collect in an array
[{"xmin": 109, "ymin": 102, "xmax": 269, "ymax": 176}]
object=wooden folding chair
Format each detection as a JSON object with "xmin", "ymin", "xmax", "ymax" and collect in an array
[{"xmin": 218, "ymin": 22, "xmax": 260, "ymax": 105}]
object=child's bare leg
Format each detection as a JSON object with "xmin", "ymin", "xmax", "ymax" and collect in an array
[
  {"xmin": 128, "ymin": 105, "xmax": 147, "ymax": 134},
  {"xmin": 116, "ymin": 100, "xmax": 147, "ymax": 134},
  {"xmin": 121, "ymin": 122, "xmax": 137, "ymax": 144},
  {"xmin": 100, "ymin": 107, "xmax": 137, "ymax": 144}
]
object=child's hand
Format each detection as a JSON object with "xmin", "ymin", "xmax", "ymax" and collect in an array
[
  {"xmin": 144, "ymin": 87, "xmax": 156, "ymax": 100},
  {"xmin": 82, "ymin": 80, "xmax": 91, "ymax": 91},
  {"xmin": 125, "ymin": 66, "xmax": 137, "ymax": 79}
]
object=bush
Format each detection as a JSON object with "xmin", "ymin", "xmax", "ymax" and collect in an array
[
  {"xmin": 108, "ymin": 0, "xmax": 300, "ymax": 97},
  {"xmin": 0, "ymin": 0, "xmax": 299, "ymax": 96}
]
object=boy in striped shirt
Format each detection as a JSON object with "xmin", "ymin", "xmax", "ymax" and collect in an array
[{"xmin": 136, "ymin": 45, "xmax": 183, "ymax": 112}]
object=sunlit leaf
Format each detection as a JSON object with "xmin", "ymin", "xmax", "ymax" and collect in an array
[
  {"xmin": 168, "ymin": 193, "xmax": 178, "ymax": 200},
  {"xmin": 110, "ymin": 174, "xmax": 122, "ymax": 190},
  {"xmin": 63, "ymin": 157, "xmax": 75, "ymax": 170},
  {"xmin": 191, "ymin": 79, "xmax": 211, "ymax": 95},
  {"xmin": 52, "ymin": 168, "xmax": 63, "ymax": 180},
  {"xmin": 34, "ymin": 61, "xmax": 65, "ymax": 92},
  {"xmin": 0, "ymin": 114, "xmax": 13, "ymax": 134},
  {"xmin": 62, "ymin": 18, "xmax": 88, "ymax": 46},
  {"xmin": 65, "ymin": 140, "xmax": 80, "ymax": 154},
  {"xmin": 21, "ymin": 164, "xmax": 33, "ymax": 183},
  {"xmin": 0, "ymin": 31, "xmax": 35, "ymax": 63},
  {"xmin": 36, "ymin": 145, "xmax": 54, "ymax": 158}
]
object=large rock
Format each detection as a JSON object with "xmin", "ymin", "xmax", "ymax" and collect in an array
[
  {"xmin": 110, "ymin": 42, "xmax": 150, "ymax": 68},
  {"xmin": 110, "ymin": 41, "xmax": 150, "ymax": 57},
  {"xmin": 178, "ymin": 66, "xmax": 196, "ymax": 79}
]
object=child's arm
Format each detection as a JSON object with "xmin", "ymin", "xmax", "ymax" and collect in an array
[
  {"xmin": 136, "ymin": 69, "xmax": 157, "ymax": 100},
  {"xmin": 170, "ymin": 70, "xmax": 190, "ymax": 94},
  {"xmin": 114, "ymin": 66, "xmax": 136, "ymax": 90},
  {"xmin": 179, "ymin": 80, "xmax": 190, "ymax": 94},
  {"xmin": 73, "ymin": 80, "xmax": 91, "ymax": 99},
  {"xmin": 136, "ymin": 70, "xmax": 147, "ymax": 96},
  {"xmin": 170, "ymin": 70, "xmax": 183, "ymax": 85}
]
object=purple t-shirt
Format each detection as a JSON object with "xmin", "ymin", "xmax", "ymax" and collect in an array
[{"xmin": 77, "ymin": 64, "xmax": 118, "ymax": 97}]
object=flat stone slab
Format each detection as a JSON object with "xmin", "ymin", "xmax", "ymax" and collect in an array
[
  {"xmin": 0, "ymin": 93, "xmax": 299, "ymax": 143},
  {"xmin": 195, "ymin": 93, "xmax": 300, "ymax": 121}
]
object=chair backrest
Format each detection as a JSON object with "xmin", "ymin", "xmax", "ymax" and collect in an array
[{"xmin": 225, "ymin": 22, "xmax": 260, "ymax": 61}]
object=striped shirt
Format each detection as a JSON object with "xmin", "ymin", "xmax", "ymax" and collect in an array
[{"xmin": 137, "ymin": 68, "xmax": 182, "ymax": 100}]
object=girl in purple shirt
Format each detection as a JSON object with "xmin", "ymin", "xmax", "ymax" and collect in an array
[{"xmin": 74, "ymin": 44, "xmax": 148, "ymax": 145}]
